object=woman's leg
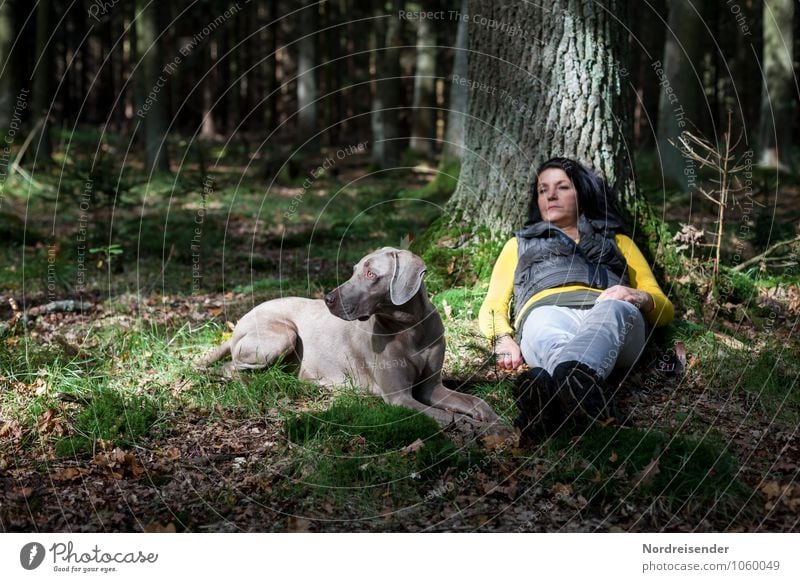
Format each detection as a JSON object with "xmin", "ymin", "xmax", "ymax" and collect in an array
[
  {"xmin": 555, "ymin": 299, "xmax": 646, "ymax": 379},
  {"xmin": 518, "ymin": 306, "xmax": 583, "ymax": 374}
]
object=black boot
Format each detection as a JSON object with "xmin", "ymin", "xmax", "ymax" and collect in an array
[
  {"xmin": 513, "ymin": 367, "xmax": 562, "ymax": 441},
  {"xmin": 552, "ymin": 360, "xmax": 627, "ymax": 428}
]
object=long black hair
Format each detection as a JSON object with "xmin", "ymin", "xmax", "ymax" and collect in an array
[{"xmin": 525, "ymin": 157, "xmax": 627, "ymax": 232}]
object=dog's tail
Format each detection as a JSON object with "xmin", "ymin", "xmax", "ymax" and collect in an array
[{"xmin": 194, "ymin": 340, "xmax": 231, "ymax": 370}]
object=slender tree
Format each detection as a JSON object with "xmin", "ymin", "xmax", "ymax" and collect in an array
[
  {"xmin": 297, "ymin": 0, "xmax": 318, "ymax": 148},
  {"xmin": 0, "ymin": 1, "xmax": 13, "ymax": 138},
  {"xmin": 33, "ymin": 0, "xmax": 53, "ymax": 162},
  {"xmin": 655, "ymin": 0, "xmax": 706, "ymax": 191},
  {"xmin": 135, "ymin": 0, "xmax": 170, "ymax": 172},
  {"xmin": 448, "ymin": 0, "xmax": 635, "ymax": 233},
  {"xmin": 757, "ymin": 0, "xmax": 795, "ymax": 168},
  {"xmin": 442, "ymin": 0, "xmax": 469, "ymax": 162},
  {"xmin": 371, "ymin": 1, "xmax": 403, "ymax": 168},
  {"xmin": 409, "ymin": 16, "xmax": 436, "ymax": 154}
]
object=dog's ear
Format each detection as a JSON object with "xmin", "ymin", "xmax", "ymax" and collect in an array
[{"xmin": 389, "ymin": 250, "xmax": 426, "ymax": 305}]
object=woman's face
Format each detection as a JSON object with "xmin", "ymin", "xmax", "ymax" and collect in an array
[{"xmin": 536, "ymin": 168, "xmax": 579, "ymax": 229}]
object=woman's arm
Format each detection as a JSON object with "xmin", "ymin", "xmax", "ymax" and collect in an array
[
  {"xmin": 612, "ymin": 234, "xmax": 675, "ymax": 327},
  {"xmin": 478, "ymin": 237, "xmax": 518, "ymax": 339}
]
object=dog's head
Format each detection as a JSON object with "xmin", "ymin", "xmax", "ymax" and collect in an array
[{"xmin": 324, "ymin": 247, "xmax": 427, "ymax": 321}]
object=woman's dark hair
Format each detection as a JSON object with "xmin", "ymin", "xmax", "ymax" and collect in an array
[{"xmin": 525, "ymin": 157, "xmax": 627, "ymax": 232}]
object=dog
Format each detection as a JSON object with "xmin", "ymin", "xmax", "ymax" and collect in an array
[{"xmin": 196, "ymin": 247, "xmax": 500, "ymax": 427}]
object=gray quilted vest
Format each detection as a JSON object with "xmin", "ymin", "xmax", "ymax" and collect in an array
[{"xmin": 511, "ymin": 214, "xmax": 630, "ymax": 320}]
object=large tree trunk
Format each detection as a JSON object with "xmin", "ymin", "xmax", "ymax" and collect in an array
[
  {"xmin": 448, "ymin": 0, "xmax": 634, "ymax": 233},
  {"xmin": 370, "ymin": 1, "xmax": 403, "ymax": 168},
  {"xmin": 442, "ymin": 0, "xmax": 469, "ymax": 162},
  {"xmin": 655, "ymin": 0, "xmax": 706, "ymax": 191},
  {"xmin": 409, "ymin": 16, "xmax": 436, "ymax": 155},
  {"xmin": 297, "ymin": 0, "xmax": 318, "ymax": 148},
  {"xmin": 33, "ymin": 0, "xmax": 53, "ymax": 163},
  {"xmin": 135, "ymin": 0, "xmax": 170, "ymax": 172},
  {"xmin": 757, "ymin": 0, "xmax": 795, "ymax": 168}
]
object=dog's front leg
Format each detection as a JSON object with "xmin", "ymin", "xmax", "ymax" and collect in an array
[
  {"xmin": 415, "ymin": 381, "xmax": 501, "ymax": 424},
  {"xmin": 381, "ymin": 390, "xmax": 457, "ymax": 426}
]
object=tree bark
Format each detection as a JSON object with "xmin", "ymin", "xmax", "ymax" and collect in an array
[
  {"xmin": 135, "ymin": 0, "xmax": 170, "ymax": 172},
  {"xmin": 409, "ymin": 16, "xmax": 436, "ymax": 154},
  {"xmin": 448, "ymin": 0, "xmax": 634, "ymax": 233},
  {"xmin": 442, "ymin": 0, "xmax": 469, "ymax": 162},
  {"xmin": 757, "ymin": 0, "xmax": 795, "ymax": 168},
  {"xmin": 655, "ymin": 0, "xmax": 706, "ymax": 191}
]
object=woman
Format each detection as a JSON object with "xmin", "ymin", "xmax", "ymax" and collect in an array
[{"xmin": 479, "ymin": 157, "xmax": 673, "ymax": 438}]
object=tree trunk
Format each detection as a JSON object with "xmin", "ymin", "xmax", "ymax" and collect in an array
[
  {"xmin": 200, "ymin": 39, "xmax": 217, "ymax": 138},
  {"xmin": 757, "ymin": 0, "xmax": 795, "ymax": 168},
  {"xmin": 0, "ymin": 1, "xmax": 13, "ymax": 137},
  {"xmin": 409, "ymin": 16, "xmax": 436, "ymax": 155},
  {"xmin": 448, "ymin": 0, "xmax": 634, "ymax": 233},
  {"xmin": 33, "ymin": 0, "xmax": 53, "ymax": 163},
  {"xmin": 656, "ymin": 0, "xmax": 706, "ymax": 191},
  {"xmin": 135, "ymin": 0, "xmax": 170, "ymax": 172},
  {"xmin": 297, "ymin": 0, "xmax": 318, "ymax": 148},
  {"xmin": 260, "ymin": 0, "xmax": 279, "ymax": 132},
  {"xmin": 442, "ymin": 0, "xmax": 469, "ymax": 162},
  {"xmin": 371, "ymin": 1, "xmax": 403, "ymax": 168}
]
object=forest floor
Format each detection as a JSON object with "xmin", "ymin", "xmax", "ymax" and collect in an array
[{"xmin": 1, "ymin": 143, "xmax": 799, "ymax": 532}]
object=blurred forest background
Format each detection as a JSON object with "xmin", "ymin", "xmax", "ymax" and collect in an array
[{"xmin": 0, "ymin": 0, "xmax": 799, "ymax": 533}]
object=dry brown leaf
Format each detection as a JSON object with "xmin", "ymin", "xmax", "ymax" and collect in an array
[
  {"xmin": 480, "ymin": 432, "xmax": 514, "ymax": 450},
  {"xmin": 93, "ymin": 448, "xmax": 145, "ymax": 479},
  {"xmin": 37, "ymin": 409, "xmax": 65, "ymax": 436},
  {"xmin": 144, "ymin": 522, "xmax": 177, "ymax": 533},
  {"xmin": 609, "ymin": 451, "xmax": 619, "ymax": 463},
  {"xmin": 287, "ymin": 516, "xmax": 311, "ymax": 532},
  {"xmin": 761, "ymin": 481, "xmax": 782, "ymax": 500},
  {"xmin": 164, "ymin": 447, "xmax": 181, "ymax": 461},
  {"xmin": 635, "ymin": 457, "xmax": 661, "ymax": 487},
  {"xmin": 551, "ymin": 482, "xmax": 572, "ymax": 498},
  {"xmin": 0, "ymin": 420, "xmax": 23, "ymax": 440},
  {"xmin": 52, "ymin": 467, "xmax": 85, "ymax": 482},
  {"xmin": 400, "ymin": 438, "xmax": 425, "ymax": 456}
]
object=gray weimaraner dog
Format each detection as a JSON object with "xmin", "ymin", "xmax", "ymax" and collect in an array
[{"xmin": 197, "ymin": 247, "xmax": 500, "ymax": 426}]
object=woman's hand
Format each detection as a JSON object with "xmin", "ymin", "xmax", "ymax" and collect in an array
[
  {"xmin": 494, "ymin": 335, "xmax": 523, "ymax": 370},
  {"xmin": 597, "ymin": 285, "xmax": 654, "ymax": 312}
]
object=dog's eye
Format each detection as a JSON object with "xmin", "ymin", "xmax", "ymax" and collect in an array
[{"xmin": 365, "ymin": 270, "xmax": 375, "ymax": 279}]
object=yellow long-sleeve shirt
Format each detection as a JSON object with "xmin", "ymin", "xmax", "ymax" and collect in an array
[{"xmin": 479, "ymin": 233, "xmax": 674, "ymax": 340}]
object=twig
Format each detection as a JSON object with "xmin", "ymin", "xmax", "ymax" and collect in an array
[
  {"xmin": 732, "ymin": 235, "xmax": 800, "ymax": 272},
  {"xmin": 9, "ymin": 117, "xmax": 46, "ymax": 188}
]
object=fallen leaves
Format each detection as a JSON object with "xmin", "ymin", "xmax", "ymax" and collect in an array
[
  {"xmin": 37, "ymin": 408, "xmax": 66, "ymax": 436},
  {"xmin": 93, "ymin": 448, "xmax": 145, "ymax": 480},
  {"xmin": 144, "ymin": 522, "xmax": 177, "ymax": 533},
  {"xmin": 51, "ymin": 467, "xmax": 87, "ymax": 482},
  {"xmin": 760, "ymin": 481, "xmax": 800, "ymax": 513}
]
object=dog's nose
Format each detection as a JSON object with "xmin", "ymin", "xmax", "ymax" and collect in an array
[{"xmin": 324, "ymin": 292, "xmax": 336, "ymax": 306}]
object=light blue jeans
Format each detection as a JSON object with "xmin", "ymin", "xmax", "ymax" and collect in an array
[{"xmin": 518, "ymin": 299, "xmax": 647, "ymax": 379}]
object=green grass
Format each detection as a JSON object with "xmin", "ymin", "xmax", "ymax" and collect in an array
[
  {"xmin": 55, "ymin": 387, "xmax": 160, "ymax": 456},
  {"xmin": 282, "ymin": 392, "xmax": 471, "ymax": 508},
  {"xmin": 669, "ymin": 321, "xmax": 800, "ymax": 425},
  {"xmin": 540, "ymin": 427, "xmax": 754, "ymax": 519}
]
